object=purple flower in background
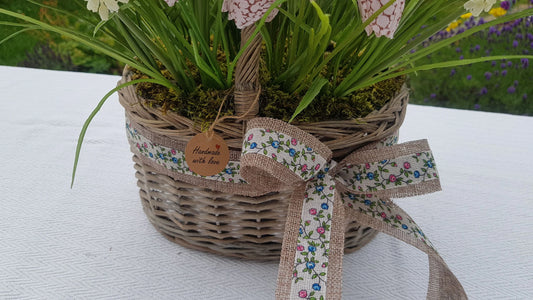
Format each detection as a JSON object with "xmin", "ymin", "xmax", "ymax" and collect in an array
[
  {"xmin": 524, "ymin": 93, "xmax": 528, "ymax": 100},
  {"xmin": 460, "ymin": 55, "xmax": 464, "ymax": 60},
  {"xmin": 508, "ymin": 61, "xmax": 513, "ymax": 67},
  {"xmin": 501, "ymin": 1, "xmax": 510, "ymax": 10},
  {"xmin": 474, "ymin": 103, "xmax": 481, "ymax": 110},
  {"xmin": 475, "ymin": 44, "xmax": 481, "ymax": 51},
  {"xmin": 516, "ymin": 33, "xmax": 523, "ymax": 40},
  {"xmin": 528, "ymin": 33, "xmax": 533, "ymax": 41},
  {"xmin": 513, "ymin": 40, "xmax": 519, "ymax": 48},
  {"xmin": 502, "ymin": 70, "xmax": 508, "ymax": 76},
  {"xmin": 450, "ymin": 69, "xmax": 456, "ymax": 76},
  {"xmin": 456, "ymin": 47, "xmax": 462, "ymax": 53},
  {"xmin": 480, "ymin": 87, "xmax": 488, "ymax": 95},
  {"xmin": 467, "ymin": 75, "xmax": 472, "ymax": 80},
  {"xmin": 514, "ymin": 80, "xmax": 519, "ymax": 86},
  {"xmin": 491, "ymin": 61, "xmax": 497, "ymax": 67},
  {"xmin": 430, "ymin": 93, "xmax": 436, "ymax": 99},
  {"xmin": 478, "ymin": 18, "xmax": 485, "ymax": 25},
  {"xmin": 531, "ymin": 42, "xmax": 533, "ymax": 49},
  {"xmin": 508, "ymin": 86, "xmax": 516, "ymax": 94},
  {"xmin": 489, "ymin": 26, "xmax": 497, "ymax": 34},
  {"xmin": 522, "ymin": 58, "xmax": 530, "ymax": 68},
  {"xmin": 485, "ymin": 71, "xmax": 492, "ymax": 80}
]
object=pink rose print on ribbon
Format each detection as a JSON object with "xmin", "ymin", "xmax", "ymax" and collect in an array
[
  {"xmin": 247, "ymin": 133, "xmax": 253, "ymax": 141},
  {"xmin": 302, "ymin": 164, "xmax": 308, "ymax": 172},
  {"xmin": 317, "ymin": 227, "xmax": 326, "ymax": 234},
  {"xmin": 297, "ymin": 245, "xmax": 305, "ymax": 251},
  {"xmin": 171, "ymin": 149, "xmax": 177, "ymax": 155},
  {"xmin": 357, "ymin": 0, "xmax": 405, "ymax": 38},
  {"xmin": 315, "ymin": 164, "xmax": 321, "ymax": 171},
  {"xmin": 404, "ymin": 161, "xmax": 411, "ymax": 169},
  {"xmin": 222, "ymin": 0, "xmax": 278, "ymax": 29},
  {"xmin": 381, "ymin": 212, "xmax": 387, "ymax": 218},
  {"xmin": 365, "ymin": 162, "xmax": 371, "ymax": 169},
  {"xmin": 298, "ymin": 290, "xmax": 308, "ymax": 298},
  {"xmin": 291, "ymin": 138, "xmax": 298, "ymax": 146},
  {"xmin": 396, "ymin": 214, "xmax": 403, "ymax": 220},
  {"xmin": 309, "ymin": 208, "xmax": 317, "ymax": 215},
  {"xmin": 389, "ymin": 174, "xmax": 397, "ymax": 182}
]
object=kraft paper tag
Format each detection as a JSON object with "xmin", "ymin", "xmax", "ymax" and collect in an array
[{"xmin": 185, "ymin": 132, "xmax": 230, "ymax": 176}]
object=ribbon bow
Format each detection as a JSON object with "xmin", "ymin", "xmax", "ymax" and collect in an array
[{"xmin": 240, "ymin": 118, "xmax": 467, "ymax": 299}]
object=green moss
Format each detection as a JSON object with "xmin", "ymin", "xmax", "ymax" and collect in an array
[{"xmin": 132, "ymin": 57, "xmax": 405, "ymax": 125}]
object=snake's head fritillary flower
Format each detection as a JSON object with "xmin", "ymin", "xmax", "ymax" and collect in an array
[
  {"xmin": 357, "ymin": 0, "xmax": 405, "ymax": 39},
  {"xmin": 86, "ymin": 0, "xmax": 128, "ymax": 20},
  {"xmin": 464, "ymin": 0, "xmax": 497, "ymax": 17},
  {"xmin": 222, "ymin": 0, "xmax": 278, "ymax": 29},
  {"xmin": 164, "ymin": 0, "xmax": 179, "ymax": 6}
]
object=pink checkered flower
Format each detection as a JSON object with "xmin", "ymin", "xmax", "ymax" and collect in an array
[
  {"xmin": 222, "ymin": 0, "xmax": 278, "ymax": 29},
  {"xmin": 357, "ymin": 0, "xmax": 405, "ymax": 38}
]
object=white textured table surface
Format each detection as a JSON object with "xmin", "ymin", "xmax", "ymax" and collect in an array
[{"xmin": 0, "ymin": 66, "xmax": 532, "ymax": 299}]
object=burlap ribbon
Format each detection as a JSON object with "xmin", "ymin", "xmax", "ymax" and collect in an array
[
  {"xmin": 240, "ymin": 118, "xmax": 467, "ymax": 299},
  {"xmin": 125, "ymin": 116, "xmax": 467, "ymax": 299}
]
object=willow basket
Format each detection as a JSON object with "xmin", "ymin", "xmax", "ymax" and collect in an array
[{"xmin": 118, "ymin": 76, "xmax": 408, "ymax": 261}]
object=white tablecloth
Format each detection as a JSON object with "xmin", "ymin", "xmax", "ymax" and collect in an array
[{"xmin": 1, "ymin": 66, "xmax": 532, "ymax": 299}]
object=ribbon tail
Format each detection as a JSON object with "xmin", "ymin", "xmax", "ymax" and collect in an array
[
  {"xmin": 276, "ymin": 176, "xmax": 345, "ymax": 299},
  {"xmin": 344, "ymin": 197, "xmax": 467, "ymax": 299}
]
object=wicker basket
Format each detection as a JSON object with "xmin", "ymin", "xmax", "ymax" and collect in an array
[{"xmin": 118, "ymin": 27, "xmax": 409, "ymax": 260}]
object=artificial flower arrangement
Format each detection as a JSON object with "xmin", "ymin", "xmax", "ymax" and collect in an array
[{"xmin": 2, "ymin": 1, "xmax": 532, "ymax": 299}]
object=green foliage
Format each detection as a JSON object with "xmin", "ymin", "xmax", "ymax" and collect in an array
[{"xmin": 410, "ymin": 13, "xmax": 533, "ymax": 115}]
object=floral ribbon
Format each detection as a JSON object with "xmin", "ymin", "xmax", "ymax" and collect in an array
[
  {"xmin": 125, "ymin": 116, "xmax": 467, "ymax": 299},
  {"xmin": 240, "ymin": 118, "xmax": 467, "ymax": 299}
]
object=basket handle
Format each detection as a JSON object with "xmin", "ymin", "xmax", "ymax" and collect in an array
[{"xmin": 234, "ymin": 25, "xmax": 262, "ymax": 119}]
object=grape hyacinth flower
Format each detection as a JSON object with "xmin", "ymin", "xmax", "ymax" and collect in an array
[
  {"xmin": 522, "ymin": 58, "xmax": 529, "ymax": 68},
  {"xmin": 484, "ymin": 71, "xmax": 492, "ymax": 80},
  {"xmin": 480, "ymin": 87, "xmax": 488, "ymax": 95},
  {"xmin": 508, "ymin": 86, "xmax": 516, "ymax": 93},
  {"xmin": 467, "ymin": 74, "xmax": 472, "ymax": 80}
]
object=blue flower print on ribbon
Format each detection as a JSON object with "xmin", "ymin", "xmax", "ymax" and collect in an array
[
  {"xmin": 306, "ymin": 262, "xmax": 316, "ymax": 269},
  {"xmin": 307, "ymin": 147, "xmax": 313, "ymax": 152},
  {"xmin": 312, "ymin": 283, "xmax": 321, "ymax": 291},
  {"xmin": 364, "ymin": 199, "xmax": 372, "ymax": 206},
  {"xmin": 159, "ymin": 153, "xmax": 165, "ymax": 160},
  {"xmin": 149, "ymin": 152, "xmax": 154, "ymax": 158},
  {"xmin": 367, "ymin": 172, "xmax": 374, "ymax": 180},
  {"xmin": 225, "ymin": 168, "xmax": 233, "ymax": 175},
  {"xmin": 348, "ymin": 193, "xmax": 356, "ymax": 200},
  {"xmin": 317, "ymin": 173, "xmax": 325, "ymax": 179},
  {"xmin": 381, "ymin": 159, "xmax": 388, "ymax": 164},
  {"xmin": 172, "ymin": 157, "xmax": 178, "ymax": 164},
  {"xmin": 308, "ymin": 246, "xmax": 316, "ymax": 252},
  {"xmin": 272, "ymin": 141, "xmax": 280, "ymax": 148},
  {"xmin": 250, "ymin": 142, "xmax": 257, "ymax": 149},
  {"xmin": 289, "ymin": 148, "xmax": 296, "ymax": 157},
  {"xmin": 414, "ymin": 171, "xmax": 420, "ymax": 178},
  {"xmin": 299, "ymin": 228, "xmax": 303, "ymax": 235},
  {"xmin": 356, "ymin": 173, "xmax": 361, "ymax": 181},
  {"xmin": 427, "ymin": 161, "xmax": 434, "ymax": 168},
  {"xmin": 402, "ymin": 224, "xmax": 408, "ymax": 230},
  {"xmin": 316, "ymin": 185, "xmax": 324, "ymax": 192},
  {"xmin": 321, "ymin": 203, "xmax": 329, "ymax": 210}
]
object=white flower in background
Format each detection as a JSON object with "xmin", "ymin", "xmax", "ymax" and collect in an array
[
  {"xmin": 165, "ymin": 0, "xmax": 179, "ymax": 7},
  {"xmin": 86, "ymin": 0, "xmax": 129, "ymax": 21},
  {"xmin": 357, "ymin": 0, "xmax": 405, "ymax": 39},
  {"xmin": 222, "ymin": 0, "xmax": 278, "ymax": 29},
  {"xmin": 464, "ymin": 0, "xmax": 497, "ymax": 16}
]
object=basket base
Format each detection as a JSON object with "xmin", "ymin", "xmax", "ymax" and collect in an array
[{"xmin": 134, "ymin": 154, "xmax": 378, "ymax": 261}]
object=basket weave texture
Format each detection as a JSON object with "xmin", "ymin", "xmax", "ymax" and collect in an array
[{"xmin": 118, "ymin": 27, "xmax": 409, "ymax": 260}]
